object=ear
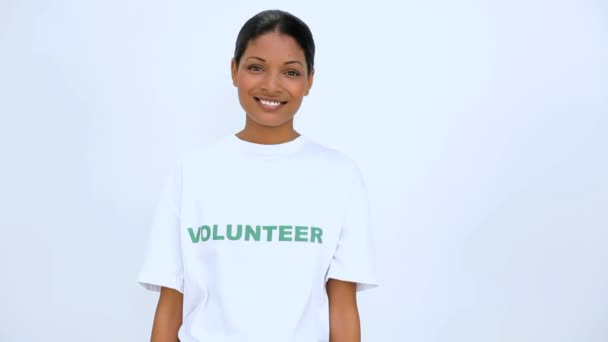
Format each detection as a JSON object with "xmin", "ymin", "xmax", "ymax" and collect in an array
[
  {"xmin": 304, "ymin": 69, "xmax": 314, "ymax": 96},
  {"xmin": 231, "ymin": 58, "xmax": 238, "ymax": 87}
]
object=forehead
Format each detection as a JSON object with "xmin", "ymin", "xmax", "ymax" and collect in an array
[{"xmin": 243, "ymin": 32, "xmax": 305, "ymax": 62}]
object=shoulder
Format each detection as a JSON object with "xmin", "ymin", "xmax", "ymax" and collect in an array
[{"xmin": 302, "ymin": 137, "xmax": 363, "ymax": 179}]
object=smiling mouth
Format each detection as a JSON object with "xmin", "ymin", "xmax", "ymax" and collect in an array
[{"xmin": 254, "ymin": 97, "xmax": 287, "ymax": 109}]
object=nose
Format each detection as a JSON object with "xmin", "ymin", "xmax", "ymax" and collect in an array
[{"xmin": 260, "ymin": 71, "xmax": 282, "ymax": 94}]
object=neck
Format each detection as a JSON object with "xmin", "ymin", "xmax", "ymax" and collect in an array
[{"xmin": 236, "ymin": 118, "xmax": 300, "ymax": 145}]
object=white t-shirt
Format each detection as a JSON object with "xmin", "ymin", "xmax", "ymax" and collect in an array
[{"xmin": 138, "ymin": 134, "xmax": 378, "ymax": 342}]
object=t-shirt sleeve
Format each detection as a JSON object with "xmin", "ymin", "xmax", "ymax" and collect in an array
[
  {"xmin": 325, "ymin": 162, "xmax": 379, "ymax": 292},
  {"xmin": 137, "ymin": 157, "xmax": 184, "ymax": 293}
]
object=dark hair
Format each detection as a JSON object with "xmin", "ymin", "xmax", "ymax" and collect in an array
[{"xmin": 234, "ymin": 10, "xmax": 315, "ymax": 75}]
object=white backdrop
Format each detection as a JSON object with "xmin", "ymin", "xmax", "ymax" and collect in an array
[{"xmin": 1, "ymin": 0, "xmax": 607, "ymax": 341}]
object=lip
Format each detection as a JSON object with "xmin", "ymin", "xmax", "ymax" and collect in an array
[
  {"xmin": 254, "ymin": 96, "xmax": 287, "ymax": 103},
  {"xmin": 254, "ymin": 96, "xmax": 287, "ymax": 112}
]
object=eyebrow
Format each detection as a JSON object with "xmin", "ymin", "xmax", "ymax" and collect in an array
[{"xmin": 246, "ymin": 56, "xmax": 304, "ymax": 67}]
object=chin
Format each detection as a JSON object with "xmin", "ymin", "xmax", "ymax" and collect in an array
[{"xmin": 247, "ymin": 112, "xmax": 295, "ymax": 128}]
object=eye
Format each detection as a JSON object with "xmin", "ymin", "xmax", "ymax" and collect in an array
[
  {"xmin": 247, "ymin": 65, "xmax": 263, "ymax": 72},
  {"xmin": 285, "ymin": 70, "xmax": 300, "ymax": 77}
]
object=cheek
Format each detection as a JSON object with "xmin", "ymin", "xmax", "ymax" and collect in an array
[
  {"xmin": 236, "ymin": 74, "xmax": 257, "ymax": 93},
  {"xmin": 283, "ymin": 78, "xmax": 306, "ymax": 94},
  {"xmin": 289, "ymin": 83, "xmax": 309, "ymax": 99}
]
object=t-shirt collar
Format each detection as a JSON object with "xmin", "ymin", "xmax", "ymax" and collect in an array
[{"xmin": 227, "ymin": 133, "xmax": 309, "ymax": 157}]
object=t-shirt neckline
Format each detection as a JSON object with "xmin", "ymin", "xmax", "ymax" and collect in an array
[{"xmin": 227, "ymin": 133, "xmax": 309, "ymax": 156}]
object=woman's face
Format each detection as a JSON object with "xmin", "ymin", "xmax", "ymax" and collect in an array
[{"xmin": 231, "ymin": 31, "xmax": 314, "ymax": 129}]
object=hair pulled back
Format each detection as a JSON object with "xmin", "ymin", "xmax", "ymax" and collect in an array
[{"xmin": 234, "ymin": 10, "xmax": 315, "ymax": 75}]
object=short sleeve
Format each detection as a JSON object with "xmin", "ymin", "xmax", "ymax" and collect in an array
[
  {"xmin": 137, "ymin": 157, "xmax": 184, "ymax": 293},
  {"xmin": 325, "ymin": 163, "xmax": 379, "ymax": 292}
]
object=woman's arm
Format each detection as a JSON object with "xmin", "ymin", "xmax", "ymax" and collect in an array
[
  {"xmin": 151, "ymin": 286, "xmax": 183, "ymax": 342},
  {"xmin": 326, "ymin": 279, "xmax": 360, "ymax": 342}
]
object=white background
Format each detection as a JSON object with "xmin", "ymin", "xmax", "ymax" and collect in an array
[{"xmin": 1, "ymin": 0, "xmax": 607, "ymax": 341}]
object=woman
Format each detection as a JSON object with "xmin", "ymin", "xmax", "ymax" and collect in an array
[{"xmin": 138, "ymin": 9, "xmax": 378, "ymax": 342}]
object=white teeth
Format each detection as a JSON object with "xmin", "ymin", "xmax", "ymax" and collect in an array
[{"xmin": 259, "ymin": 99, "xmax": 281, "ymax": 107}]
